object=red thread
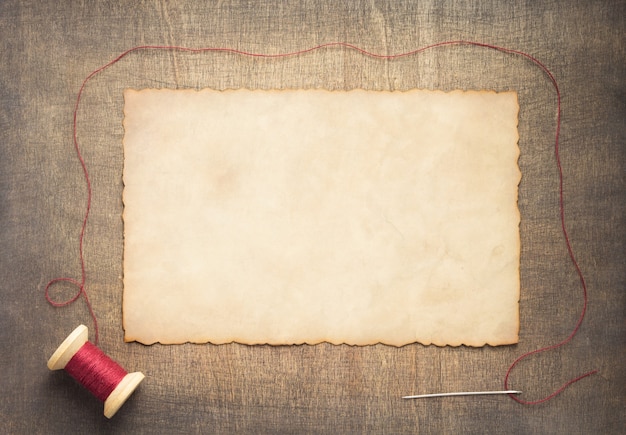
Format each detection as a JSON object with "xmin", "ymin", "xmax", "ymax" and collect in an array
[
  {"xmin": 64, "ymin": 342, "xmax": 128, "ymax": 402},
  {"xmin": 46, "ymin": 40, "xmax": 595, "ymax": 403}
]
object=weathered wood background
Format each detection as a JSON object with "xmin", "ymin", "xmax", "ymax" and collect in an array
[{"xmin": 1, "ymin": 1, "xmax": 624, "ymax": 433}]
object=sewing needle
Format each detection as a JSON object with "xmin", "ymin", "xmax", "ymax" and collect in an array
[{"xmin": 403, "ymin": 390, "xmax": 522, "ymax": 399}]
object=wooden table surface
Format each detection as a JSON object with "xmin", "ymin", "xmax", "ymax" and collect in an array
[{"xmin": 1, "ymin": 1, "xmax": 624, "ymax": 433}]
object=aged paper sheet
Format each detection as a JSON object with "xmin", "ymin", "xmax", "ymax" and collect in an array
[{"xmin": 122, "ymin": 89, "xmax": 520, "ymax": 346}]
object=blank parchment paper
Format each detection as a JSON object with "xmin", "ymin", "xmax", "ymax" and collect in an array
[{"xmin": 122, "ymin": 89, "xmax": 520, "ymax": 346}]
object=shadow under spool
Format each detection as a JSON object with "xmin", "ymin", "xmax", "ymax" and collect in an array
[{"xmin": 48, "ymin": 324, "xmax": 144, "ymax": 418}]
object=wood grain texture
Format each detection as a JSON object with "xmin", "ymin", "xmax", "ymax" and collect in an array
[{"xmin": 1, "ymin": 0, "xmax": 624, "ymax": 433}]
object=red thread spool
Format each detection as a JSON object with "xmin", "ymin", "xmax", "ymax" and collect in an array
[{"xmin": 48, "ymin": 325, "xmax": 145, "ymax": 418}]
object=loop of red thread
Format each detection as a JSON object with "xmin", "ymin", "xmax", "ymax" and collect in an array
[
  {"xmin": 45, "ymin": 277, "xmax": 99, "ymax": 344},
  {"xmin": 47, "ymin": 40, "xmax": 595, "ymax": 403},
  {"xmin": 64, "ymin": 342, "xmax": 127, "ymax": 402}
]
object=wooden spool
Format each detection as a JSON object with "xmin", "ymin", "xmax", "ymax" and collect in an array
[{"xmin": 48, "ymin": 324, "xmax": 145, "ymax": 418}]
